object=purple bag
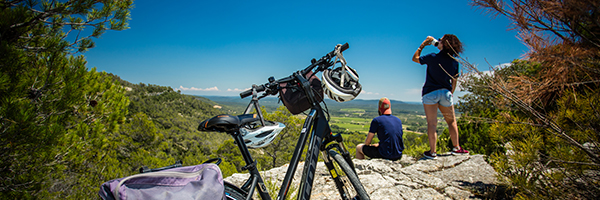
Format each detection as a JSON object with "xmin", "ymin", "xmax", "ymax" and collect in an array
[{"xmin": 99, "ymin": 163, "xmax": 225, "ymax": 200}]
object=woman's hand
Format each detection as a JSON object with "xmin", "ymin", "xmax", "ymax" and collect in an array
[
  {"xmin": 421, "ymin": 36, "xmax": 435, "ymax": 47},
  {"xmin": 414, "ymin": 36, "xmax": 435, "ymax": 63}
]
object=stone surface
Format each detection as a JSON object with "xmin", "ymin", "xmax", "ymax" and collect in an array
[{"xmin": 224, "ymin": 153, "xmax": 497, "ymax": 199}]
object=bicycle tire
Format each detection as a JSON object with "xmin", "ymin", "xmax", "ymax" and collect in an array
[
  {"xmin": 328, "ymin": 150, "xmax": 370, "ymax": 200},
  {"xmin": 224, "ymin": 181, "xmax": 251, "ymax": 200}
]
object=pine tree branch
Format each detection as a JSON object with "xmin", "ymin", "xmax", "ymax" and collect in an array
[
  {"xmin": 547, "ymin": 159, "xmax": 600, "ymax": 167},
  {"xmin": 457, "ymin": 54, "xmax": 600, "ymax": 164}
]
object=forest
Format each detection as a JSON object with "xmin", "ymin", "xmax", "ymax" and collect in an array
[{"xmin": 1, "ymin": 0, "xmax": 599, "ymax": 199}]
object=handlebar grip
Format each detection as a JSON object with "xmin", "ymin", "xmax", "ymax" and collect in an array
[
  {"xmin": 240, "ymin": 84, "xmax": 266, "ymax": 99},
  {"xmin": 240, "ymin": 89, "xmax": 253, "ymax": 99},
  {"xmin": 340, "ymin": 43, "xmax": 349, "ymax": 52}
]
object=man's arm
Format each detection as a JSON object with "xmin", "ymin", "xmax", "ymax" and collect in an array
[{"xmin": 364, "ymin": 132, "xmax": 376, "ymax": 146}]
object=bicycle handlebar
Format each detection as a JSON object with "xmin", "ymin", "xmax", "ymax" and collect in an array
[
  {"xmin": 239, "ymin": 43, "xmax": 349, "ymax": 99},
  {"xmin": 339, "ymin": 42, "xmax": 350, "ymax": 52},
  {"xmin": 239, "ymin": 84, "xmax": 265, "ymax": 98}
]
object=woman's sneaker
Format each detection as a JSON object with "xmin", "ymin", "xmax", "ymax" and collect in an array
[
  {"xmin": 423, "ymin": 151, "xmax": 437, "ymax": 159},
  {"xmin": 451, "ymin": 146, "xmax": 469, "ymax": 155}
]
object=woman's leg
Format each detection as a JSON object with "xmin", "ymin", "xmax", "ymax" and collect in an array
[
  {"xmin": 439, "ymin": 104, "xmax": 459, "ymax": 147},
  {"xmin": 424, "ymin": 104, "xmax": 439, "ymax": 153}
]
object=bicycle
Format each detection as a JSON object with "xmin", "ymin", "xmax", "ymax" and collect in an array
[{"xmin": 198, "ymin": 43, "xmax": 369, "ymax": 200}]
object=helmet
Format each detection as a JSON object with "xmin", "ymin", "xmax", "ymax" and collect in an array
[
  {"xmin": 239, "ymin": 121, "xmax": 286, "ymax": 148},
  {"xmin": 322, "ymin": 65, "xmax": 362, "ymax": 102}
]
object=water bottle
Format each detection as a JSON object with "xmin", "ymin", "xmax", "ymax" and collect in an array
[{"xmin": 431, "ymin": 37, "xmax": 439, "ymax": 47}]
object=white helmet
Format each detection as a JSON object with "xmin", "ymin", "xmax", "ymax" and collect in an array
[
  {"xmin": 239, "ymin": 121, "xmax": 285, "ymax": 148},
  {"xmin": 322, "ymin": 65, "xmax": 362, "ymax": 102}
]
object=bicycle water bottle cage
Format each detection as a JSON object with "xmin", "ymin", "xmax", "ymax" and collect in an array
[{"xmin": 198, "ymin": 114, "xmax": 260, "ymax": 133}]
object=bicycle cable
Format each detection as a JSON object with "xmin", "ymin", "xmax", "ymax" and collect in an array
[{"xmin": 313, "ymin": 86, "xmax": 331, "ymax": 122}]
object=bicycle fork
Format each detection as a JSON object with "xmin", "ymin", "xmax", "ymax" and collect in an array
[{"xmin": 322, "ymin": 142, "xmax": 356, "ymax": 179}]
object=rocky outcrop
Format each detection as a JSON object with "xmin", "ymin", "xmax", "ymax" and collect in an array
[{"xmin": 225, "ymin": 153, "xmax": 498, "ymax": 199}]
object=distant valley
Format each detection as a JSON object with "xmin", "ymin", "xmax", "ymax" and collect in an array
[
  {"xmin": 197, "ymin": 95, "xmax": 425, "ymax": 115},
  {"xmin": 197, "ymin": 95, "xmax": 439, "ymax": 135}
]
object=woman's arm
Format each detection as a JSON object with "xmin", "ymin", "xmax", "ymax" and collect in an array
[
  {"xmin": 451, "ymin": 78, "xmax": 457, "ymax": 94},
  {"xmin": 412, "ymin": 47, "xmax": 424, "ymax": 64},
  {"xmin": 412, "ymin": 36, "xmax": 435, "ymax": 64}
]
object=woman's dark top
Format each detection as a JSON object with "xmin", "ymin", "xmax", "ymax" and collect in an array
[{"xmin": 419, "ymin": 50, "xmax": 459, "ymax": 96}]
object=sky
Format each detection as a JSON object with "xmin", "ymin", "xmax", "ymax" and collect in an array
[{"xmin": 85, "ymin": 0, "xmax": 529, "ymax": 103}]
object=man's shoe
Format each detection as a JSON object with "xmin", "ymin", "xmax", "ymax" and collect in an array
[
  {"xmin": 451, "ymin": 146, "xmax": 469, "ymax": 155},
  {"xmin": 423, "ymin": 151, "xmax": 437, "ymax": 159}
]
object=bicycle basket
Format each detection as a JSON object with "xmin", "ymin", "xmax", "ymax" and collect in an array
[{"xmin": 278, "ymin": 71, "xmax": 323, "ymax": 115}]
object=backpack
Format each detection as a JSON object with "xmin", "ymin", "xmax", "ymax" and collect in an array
[
  {"xmin": 279, "ymin": 71, "xmax": 323, "ymax": 115},
  {"xmin": 98, "ymin": 163, "xmax": 225, "ymax": 200}
]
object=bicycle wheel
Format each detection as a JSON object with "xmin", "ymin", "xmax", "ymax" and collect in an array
[
  {"xmin": 224, "ymin": 181, "xmax": 250, "ymax": 200},
  {"xmin": 328, "ymin": 150, "xmax": 370, "ymax": 200}
]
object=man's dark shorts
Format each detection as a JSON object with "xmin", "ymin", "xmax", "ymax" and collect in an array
[{"xmin": 363, "ymin": 145, "xmax": 402, "ymax": 161}]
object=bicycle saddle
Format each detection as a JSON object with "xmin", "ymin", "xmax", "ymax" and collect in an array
[{"xmin": 198, "ymin": 114, "xmax": 260, "ymax": 133}]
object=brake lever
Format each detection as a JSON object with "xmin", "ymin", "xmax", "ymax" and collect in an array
[
  {"xmin": 258, "ymin": 92, "xmax": 270, "ymax": 100},
  {"xmin": 263, "ymin": 82, "xmax": 278, "ymax": 96},
  {"xmin": 266, "ymin": 76, "xmax": 279, "ymax": 95}
]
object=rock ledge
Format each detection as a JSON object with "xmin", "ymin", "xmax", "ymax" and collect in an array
[{"xmin": 225, "ymin": 153, "xmax": 497, "ymax": 199}]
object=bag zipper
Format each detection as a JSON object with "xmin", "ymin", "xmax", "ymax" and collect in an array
[{"xmin": 113, "ymin": 164, "xmax": 215, "ymax": 199}]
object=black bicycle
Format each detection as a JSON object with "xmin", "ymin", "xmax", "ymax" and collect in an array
[{"xmin": 198, "ymin": 43, "xmax": 369, "ymax": 200}]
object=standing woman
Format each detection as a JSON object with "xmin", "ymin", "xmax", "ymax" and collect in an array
[{"xmin": 412, "ymin": 34, "xmax": 468, "ymax": 159}]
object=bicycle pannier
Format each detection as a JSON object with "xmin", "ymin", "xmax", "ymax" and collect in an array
[
  {"xmin": 98, "ymin": 163, "xmax": 225, "ymax": 200},
  {"xmin": 279, "ymin": 71, "xmax": 323, "ymax": 115}
]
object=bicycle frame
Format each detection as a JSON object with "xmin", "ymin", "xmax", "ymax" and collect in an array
[{"xmin": 233, "ymin": 74, "xmax": 354, "ymax": 200}]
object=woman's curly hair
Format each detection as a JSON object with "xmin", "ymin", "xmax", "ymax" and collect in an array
[{"xmin": 441, "ymin": 34, "xmax": 463, "ymax": 56}]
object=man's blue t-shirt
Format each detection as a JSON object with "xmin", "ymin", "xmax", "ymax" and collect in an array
[
  {"xmin": 368, "ymin": 115, "xmax": 404, "ymax": 159},
  {"xmin": 419, "ymin": 50, "xmax": 459, "ymax": 96}
]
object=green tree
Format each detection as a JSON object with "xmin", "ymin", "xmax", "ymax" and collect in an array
[
  {"xmin": 260, "ymin": 106, "xmax": 303, "ymax": 169},
  {"xmin": 214, "ymin": 139, "xmax": 245, "ymax": 175},
  {"xmin": 116, "ymin": 80, "xmax": 224, "ymax": 167},
  {"xmin": 453, "ymin": 60, "xmax": 536, "ymax": 156},
  {"xmin": 462, "ymin": 0, "xmax": 600, "ymax": 198},
  {"xmin": 0, "ymin": 0, "xmax": 133, "ymax": 198}
]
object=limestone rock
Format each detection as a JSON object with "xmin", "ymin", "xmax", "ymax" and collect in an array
[{"xmin": 224, "ymin": 153, "xmax": 497, "ymax": 199}]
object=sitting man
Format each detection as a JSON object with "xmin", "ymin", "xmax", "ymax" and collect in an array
[{"xmin": 356, "ymin": 97, "xmax": 404, "ymax": 161}]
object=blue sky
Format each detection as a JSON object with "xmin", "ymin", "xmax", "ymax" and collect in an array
[{"xmin": 85, "ymin": 0, "xmax": 528, "ymax": 103}]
